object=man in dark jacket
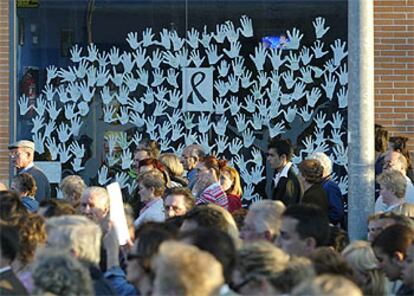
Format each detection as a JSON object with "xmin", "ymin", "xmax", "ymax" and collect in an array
[
  {"xmin": 267, "ymin": 138, "xmax": 303, "ymax": 206},
  {"xmin": 8, "ymin": 140, "xmax": 50, "ymax": 202}
]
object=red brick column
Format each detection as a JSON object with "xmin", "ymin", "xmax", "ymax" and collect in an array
[
  {"xmin": 0, "ymin": 0, "xmax": 10, "ymax": 185},
  {"xmin": 374, "ymin": 0, "xmax": 414, "ymax": 154}
]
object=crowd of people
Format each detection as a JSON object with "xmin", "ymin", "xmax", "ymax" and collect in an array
[{"xmin": 0, "ymin": 128, "xmax": 414, "ymax": 296}]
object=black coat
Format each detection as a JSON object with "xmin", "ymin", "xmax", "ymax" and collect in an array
[
  {"xmin": 302, "ymin": 183, "xmax": 330, "ymax": 215},
  {"xmin": 0, "ymin": 268, "xmax": 28, "ymax": 296},
  {"xmin": 270, "ymin": 167, "xmax": 304, "ymax": 206}
]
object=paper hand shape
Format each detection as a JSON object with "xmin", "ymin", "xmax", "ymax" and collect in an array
[
  {"xmin": 186, "ymin": 28, "xmax": 200, "ymax": 49},
  {"xmin": 249, "ymin": 43, "xmax": 267, "ymax": 71},
  {"xmin": 286, "ymin": 28, "xmax": 304, "ymax": 50},
  {"xmin": 98, "ymin": 165, "xmax": 111, "ymax": 186},
  {"xmin": 313, "ymin": 17, "xmax": 330, "ymax": 39},
  {"xmin": 268, "ymin": 121, "xmax": 286, "ymax": 138},
  {"xmin": 330, "ymin": 39, "xmax": 348, "ymax": 66},
  {"xmin": 31, "ymin": 115, "xmax": 44, "ymax": 134},
  {"xmin": 321, "ymin": 72, "xmax": 338, "ymax": 100},
  {"xmin": 58, "ymin": 143, "xmax": 72, "ymax": 164},
  {"xmin": 239, "ymin": 15, "xmax": 253, "ymax": 37},
  {"xmin": 337, "ymin": 87, "xmax": 348, "ymax": 108},
  {"xmin": 242, "ymin": 128, "xmax": 255, "ymax": 148},
  {"xmin": 229, "ymin": 137, "xmax": 243, "ymax": 155},
  {"xmin": 46, "ymin": 137, "xmax": 59, "ymax": 160},
  {"xmin": 70, "ymin": 44, "xmax": 83, "ymax": 63},
  {"xmin": 32, "ymin": 132, "xmax": 45, "ymax": 155},
  {"xmin": 206, "ymin": 44, "xmax": 224, "ymax": 65},
  {"xmin": 311, "ymin": 40, "xmax": 329, "ymax": 59},
  {"xmin": 183, "ymin": 113, "xmax": 195, "ymax": 130},
  {"xmin": 18, "ymin": 95, "xmax": 31, "ymax": 116},
  {"xmin": 214, "ymin": 116, "xmax": 228, "ymax": 136}
]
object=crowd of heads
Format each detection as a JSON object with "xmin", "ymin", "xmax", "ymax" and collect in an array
[{"xmin": 0, "ymin": 129, "xmax": 413, "ymax": 296}]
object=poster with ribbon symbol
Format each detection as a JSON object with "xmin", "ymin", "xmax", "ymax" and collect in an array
[{"xmin": 182, "ymin": 67, "xmax": 214, "ymax": 112}]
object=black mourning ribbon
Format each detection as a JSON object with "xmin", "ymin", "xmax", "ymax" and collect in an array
[{"xmin": 187, "ymin": 71, "xmax": 207, "ymax": 104}]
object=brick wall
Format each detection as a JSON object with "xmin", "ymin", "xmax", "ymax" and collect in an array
[
  {"xmin": 374, "ymin": 0, "xmax": 414, "ymax": 155},
  {"xmin": 0, "ymin": 0, "xmax": 10, "ymax": 185}
]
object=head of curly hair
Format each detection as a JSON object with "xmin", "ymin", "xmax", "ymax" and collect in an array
[
  {"xmin": 32, "ymin": 250, "xmax": 93, "ymax": 296},
  {"xmin": 17, "ymin": 213, "xmax": 47, "ymax": 265},
  {"xmin": 298, "ymin": 159, "xmax": 324, "ymax": 184}
]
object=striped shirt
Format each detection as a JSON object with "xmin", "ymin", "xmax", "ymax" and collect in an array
[{"xmin": 196, "ymin": 182, "xmax": 229, "ymax": 209}]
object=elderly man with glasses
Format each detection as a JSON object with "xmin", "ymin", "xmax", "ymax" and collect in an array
[{"xmin": 8, "ymin": 140, "xmax": 50, "ymax": 202}]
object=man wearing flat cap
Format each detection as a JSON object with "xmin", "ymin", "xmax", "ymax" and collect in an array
[{"xmin": 8, "ymin": 140, "xmax": 51, "ymax": 202}]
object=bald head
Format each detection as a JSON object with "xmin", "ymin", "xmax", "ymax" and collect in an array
[{"xmin": 384, "ymin": 151, "xmax": 408, "ymax": 175}]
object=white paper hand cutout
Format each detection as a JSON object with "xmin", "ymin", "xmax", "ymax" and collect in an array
[
  {"xmin": 32, "ymin": 131, "xmax": 45, "ymax": 154},
  {"xmin": 46, "ymin": 137, "xmax": 59, "ymax": 160},
  {"xmin": 239, "ymin": 15, "xmax": 253, "ymax": 37},
  {"xmin": 98, "ymin": 165, "xmax": 111, "ymax": 186},
  {"xmin": 313, "ymin": 17, "xmax": 330, "ymax": 39},
  {"xmin": 249, "ymin": 43, "xmax": 267, "ymax": 71},
  {"xmin": 126, "ymin": 32, "xmax": 139, "ymax": 50},
  {"xmin": 18, "ymin": 95, "xmax": 31, "ymax": 116},
  {"xmin": 286, "ymin": 27, "xmax": 303, "ymax": 50},
  {"xmin": 330, "ymin": 39, "xmax": 348, "ymax": 66},
  {"xmin": 337, "ymin": 87, "xmax": 348, "ymax": 108}
]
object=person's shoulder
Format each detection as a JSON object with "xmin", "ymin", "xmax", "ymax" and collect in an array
[
  {"xmin": 287, "ymin": 167, "xmax": 300, "ymax": 180},
  {"xmin": 323, "ymin": 178, "xmax": 339, "ymax": 188},
  {"xmin": 28, "ymin": 165, "xmax": 46, "ymax": 175}
]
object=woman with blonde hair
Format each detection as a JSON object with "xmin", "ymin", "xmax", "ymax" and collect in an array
[
  {"xmin": 159, "ymin": 153, "xmax": 188, "ymax": 187},
  {"xmin": 134, "ymin": 171, "xmax": 166, "ymax": 228},
  {"xmin": 377, "ymin": 169, "xmax": 407, "ymax": 213},
  {"xmin": 220, "ymin": 162, "xmax": 243, "ymax": 212},
  {"xmin": 59, "ymin": 175, "xmax": 86, "ymax": 210},
  {"xmin": 342, "ymin": 240, "xmax": 387, "ymax": 296}
]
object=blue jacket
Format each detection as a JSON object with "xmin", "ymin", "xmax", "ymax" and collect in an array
[
  {"xmin": 104, "ymin": 266, "xmax": 138, "ymax": 296},
  {"xmin": 22, "ymin": 196, "xmax": 39, "ymax": 212},
  {"xmin": 322, "ymin": 178, "xmax": 344, "ymax": 225}
]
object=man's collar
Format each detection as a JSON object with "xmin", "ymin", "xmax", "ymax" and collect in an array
[
  {"xmin": 384, "ymin": 201, "xmax": 405, "ymax": 212},
  {"xmin": 278, "ymin": 162, "xmax": 292, "ymax": 178},
  {"xmin": 19, "ymin": 162, "xmax": 34, "ymax": 173}
]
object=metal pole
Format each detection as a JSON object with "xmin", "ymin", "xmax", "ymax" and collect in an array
[{"xmin": 348, "ymin": 0, "xmax": 375, "ymax": 240}]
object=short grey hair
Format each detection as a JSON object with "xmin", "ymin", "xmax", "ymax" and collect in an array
[
  {"xmin": 82, "ymin": 186, "xmax": 110, "ymax": 209},
  {"xmin": 45, "ymin": 215, "xmax": 102, "ymax": 265},
  {"xmin": 249, "ymin": 200, "xmax": 286, "ymax": 236},
  {"xmin": 182, "ymin": 144, "xmax": 206, "ymax": 160},
  {"xmin": 308, "ymin": 152, "xmax": 332, "ymax": 176},
  {"xmin": 60, "ymin": 175, "xmax": 86, "ymax": 205},
  {"xmin": 32, "ymin": 250, "xmax": 93, "ymax": 295},
  {"xmin": 153, "ymin": 241, "xmax": 223, "ymax": 296}
]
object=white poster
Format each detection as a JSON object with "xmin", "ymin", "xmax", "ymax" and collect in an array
[{"xmin": 107, "ymin": 182, "xmax": 131, "ymax": 246}]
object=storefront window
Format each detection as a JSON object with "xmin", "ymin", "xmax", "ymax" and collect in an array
[{"xmin": 15, "ymin": 0, "xmax": 348, "ymax": 202}]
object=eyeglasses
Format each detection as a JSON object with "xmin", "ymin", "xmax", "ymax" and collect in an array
[
  {"xmin": 9, "ymin": 152, "xmax": 22, "ymax": 158},
  {"xmin": 126, "ymin": 253, "xmax": 143, "ymax": 261}
]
